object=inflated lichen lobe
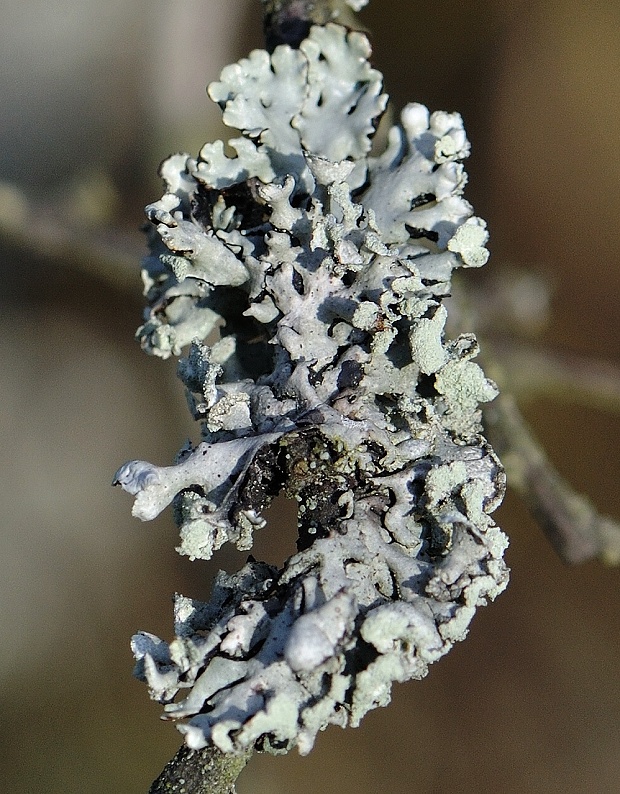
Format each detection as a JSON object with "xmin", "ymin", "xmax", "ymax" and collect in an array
[{"xmin": 116, "ymin": 20, "xmax": 508, "ymax": 757}]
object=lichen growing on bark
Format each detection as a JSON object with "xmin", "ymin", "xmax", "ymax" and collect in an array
[{"xmin": 115, "ymin": 19, "xmax": 508, "ymax": 757}]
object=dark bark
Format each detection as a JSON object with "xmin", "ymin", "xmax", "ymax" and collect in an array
[
  {"xmin": 260, "ymin": 0, "xmax": 351, "ymax": 51},
  {"xmin": 149, "ymin": 744, "xmax": 252, "ymax": 794}
]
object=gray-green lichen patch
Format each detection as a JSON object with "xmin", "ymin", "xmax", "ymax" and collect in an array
[{"xmin": 116, "ymin": 19, "xmax": 508, "ymax": 758}]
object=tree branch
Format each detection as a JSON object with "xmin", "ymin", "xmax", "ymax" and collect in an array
[
  {"xmin": 0, "ymin": 180, "xmax": 139, "ymax": 292},
  {"xmin": 149, "ymin": 744, "xmax": 252, "ymax": 794},
  {"xmin": 483, "ymin": 391, "xmax": 620, "ymax": 565},
  {"xmin": 485, "ymin": 338, "xmax": 620, "ymax": 415},
  {"xmin": 260, "ymin": 0, "xmax": 363, "ymax": 50}
]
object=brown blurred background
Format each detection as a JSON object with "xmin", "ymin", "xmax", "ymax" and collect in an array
[{"xmin": 1, "ymin": 1, "xmax": 619, "ymax": 792}]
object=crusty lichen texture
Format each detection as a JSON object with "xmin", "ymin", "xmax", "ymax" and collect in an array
[{"xmin": 114, "ymin": 19, "xmax": 508, "ymax": 757}]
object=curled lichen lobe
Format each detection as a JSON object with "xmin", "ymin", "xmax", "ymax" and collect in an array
[{"xmin": 117, "ymin": 20, "xmax": 508, "ymax": 758}]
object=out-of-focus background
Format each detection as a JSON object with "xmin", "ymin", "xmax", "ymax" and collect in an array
[{"xmin": 1, "ymin": 1, "xmax": 619, "ymax": 791}]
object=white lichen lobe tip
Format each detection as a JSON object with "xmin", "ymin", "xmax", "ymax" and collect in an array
[{"xmin": 112, "ymin": 460, "xmax": 159, "ymax": 496}]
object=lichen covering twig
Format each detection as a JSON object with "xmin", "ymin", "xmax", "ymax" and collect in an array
[{"xmin": 115, "ymin": 7, "xmax": 508, "ymax": 761}]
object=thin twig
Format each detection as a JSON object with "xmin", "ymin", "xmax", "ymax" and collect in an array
[
  {"xmin": 149, "ymin": 744, "xmax": 252, "ymax": 794},
  {"xmin": 0, "ymin": 181, "xmax": 140, "ymax": 292},
  {"xmin": 483, "ymin": 391, "xmax": 620, "ymax": 565},
  {"xmin": 485, "ymin": 338, "xmax": 620, "ymax": 415},
  {"xmin": 260, "ymin": 0, "xmax": 363, "ymax": 50}
]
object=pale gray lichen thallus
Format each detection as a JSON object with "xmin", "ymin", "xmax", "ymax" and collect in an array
[{"xmin": 116, "ymin": 19, "xmax": 508, "ymax": 756}]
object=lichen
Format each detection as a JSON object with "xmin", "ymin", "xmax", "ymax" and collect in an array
[{"xmin": 115, "ymin": 19, "xmax": 508, "ymax": 757}]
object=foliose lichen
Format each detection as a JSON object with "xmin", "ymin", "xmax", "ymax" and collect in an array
[{"xmin": 114, "ymin": 17, "xmax": 508, "ymax": 757}]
